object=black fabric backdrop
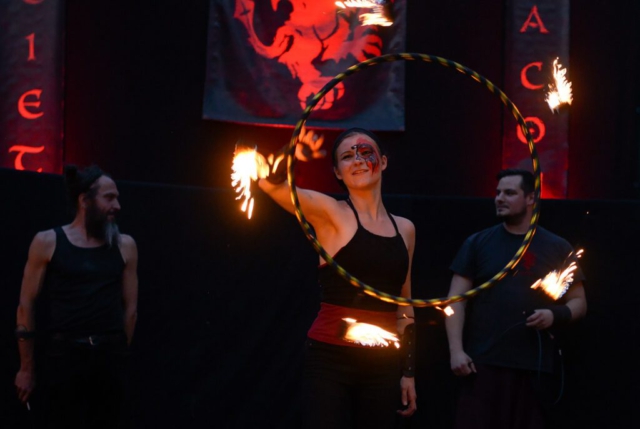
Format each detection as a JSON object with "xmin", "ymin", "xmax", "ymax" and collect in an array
[{"xmin": 1, "ymin": 168, "xmax": 639, "ymax": 428}]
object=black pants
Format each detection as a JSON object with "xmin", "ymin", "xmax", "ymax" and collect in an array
[
  {"xmin": 303, "ymin": 339, "xmax": 401, "ymax": 429},
  {"xmin": 43, "ymin": 333, "xmax": 130, "ymax": 429},
  {"xmin": 454, "ymin": 364, "xmax": 549, "ymax": 429}
]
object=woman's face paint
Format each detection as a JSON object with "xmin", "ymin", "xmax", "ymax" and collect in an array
[{"xmin": 351, "ymin": 141, "xmax": 380, "ymax": 173}]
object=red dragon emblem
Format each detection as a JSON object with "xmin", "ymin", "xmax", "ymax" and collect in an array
[{"xmin": 234, "ymin": 0, "xmax": 384, "ymax": 111}]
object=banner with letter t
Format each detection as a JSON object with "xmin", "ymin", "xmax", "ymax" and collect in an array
[{"xmin": 0, "ymin": 0, "xmax": 65, "ymax": 174}]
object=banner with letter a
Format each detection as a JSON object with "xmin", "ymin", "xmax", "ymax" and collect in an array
[
  {"xmin": 0, "ymin": 0, "xmax": 65, "ymax": 174},
  {"xmin": 203, "ymin": 0, "xmax": 406, "ymax": 130},
  {"xmin": 503, "ymin": 0, "xmax": 570, "ymax": 198}
]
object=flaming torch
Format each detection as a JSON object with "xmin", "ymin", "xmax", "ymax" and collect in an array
[
  {"xmin": 230, "ymin": 126, "xmax": 324, "ymax": 219},
  {"xmin": 341, "ymin": 318, "xmax": 400, "ymax": 348},
  {"xmin": 335, "ymin": 0, "xmax": 394, "ymax": 27},
  {"xmin": 230, "ymin": 145, "xmax": 269, "ymax": 219},
  {"xmin": 545, "ymin": 57, "xmax": 573, "ymax": 112},
  {"xmin": 531, "ymin": 249, "xmax": 584, "ymax": 300}
]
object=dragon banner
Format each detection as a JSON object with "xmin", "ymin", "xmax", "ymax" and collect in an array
[{"xmin": 203, "ymin": 0, "xmax": 406, "ymax": 130}]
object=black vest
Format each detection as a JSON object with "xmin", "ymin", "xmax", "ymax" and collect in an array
[
  {"xmin": 317, "ymin": 200, "xmax": 409, "ymax": 312},
  {"xmin": 43, "ymin": 227, "xmax": 125, "ymax": 335}
]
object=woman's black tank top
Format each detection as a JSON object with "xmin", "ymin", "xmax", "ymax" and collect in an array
[
  {"xmin": 317, "ymin": 200, "xmax": 409, "ymax": 312},
  {"xmin": 43, "ymin": 227, "xmax": 125, "ymax": 335}
]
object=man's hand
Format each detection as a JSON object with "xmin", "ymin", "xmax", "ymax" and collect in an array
[
  {"xmin": 526, "ymin": 309, "xmax": 554, "ymax": 329},
  {"xmin": 15, "ymin": 368, "xmax": 35, "ymax": 404},
  {"xmin": 397, "ymin": 376, "xmax": 417, "ymax": 417},
  {"xmin": 450, "ymin": 350, "xmax": 476, "ymax": 376}
]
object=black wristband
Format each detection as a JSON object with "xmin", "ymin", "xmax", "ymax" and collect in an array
[
  {"xmin": 548, "ymin": 305, "xmax": 572, "ymax": 327},
  {"xmin": 15, "ymin": 327, "xmax": 36, "ymax": 341},
  {"xmin": 400, "ymin": 323, "xmax": 416, "ymax": 377},
  {"xmin": 265, "ymin": 156, "xmax": 287, "ymax": 185}
]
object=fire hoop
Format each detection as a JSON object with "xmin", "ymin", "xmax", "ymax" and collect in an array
[{"xmin": 286, "ymin": 53, "xmax": 541, "ymax": 307}]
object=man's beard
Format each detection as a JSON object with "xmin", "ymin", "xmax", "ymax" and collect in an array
[
  {"xmin": 85, "ymin": 202, "xmax": 120, "ymax": 247},
  {"xmin": 496, "ymin": 206, "xmax": 527, "ymax": 226}
]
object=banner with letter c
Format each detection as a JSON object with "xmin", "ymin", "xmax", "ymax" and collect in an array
[{"xmin": 503, "ymin": 0, "xmax": 570, "ymax": 198}]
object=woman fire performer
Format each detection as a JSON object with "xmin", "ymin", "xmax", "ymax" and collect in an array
[{"xmin": 259, "ymin": 128, "xmax": 417, "ymax": 428}]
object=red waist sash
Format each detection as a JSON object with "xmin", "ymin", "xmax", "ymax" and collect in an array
[{"xmin": 307, "ymin": 302, "xmax": 397, "ymax": 348}]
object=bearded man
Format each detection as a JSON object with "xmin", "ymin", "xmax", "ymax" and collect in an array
[
  {"xmin": 445, "ymin": 169, "xmax": 587, "ymax": 429},
  {"xmin": 14, "ymin": 164, "xmax": 138, "ymax": 428}
]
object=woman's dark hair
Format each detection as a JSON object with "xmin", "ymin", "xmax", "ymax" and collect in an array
[
  {"xmin": 63, "ymin": 164, "xmax": 105, "ymax": 211},
  {"xmin": 331, "ymin": 128, "xmax": 388, "ymax": 190}
]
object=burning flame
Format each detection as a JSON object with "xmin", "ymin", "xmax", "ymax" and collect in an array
[
  {"xmin": 531, "ymin": 249, "xmax": 583, "ymax": 300},
  {"xmin": 336, "ymin": 1, "xmax": 394, "ymax": 27},
  {"xmin": 230, "ymin": 126, "xmax": 324, "ymax": 219},
  {"xmin": 231, "ymin": 145, "xmax": 269, "ymax": 219},
  {"xmin": 436, "ymin": 306, "xmax": 454, "ymax": 316},
  {"xmin": 545, "ymin": 58, "xmax": 573, "ymax": 112},
  {"xmin": 342, "ymin": 318, "xmax": 400, "ymax": 348}
]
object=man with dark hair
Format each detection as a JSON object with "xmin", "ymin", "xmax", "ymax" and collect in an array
[
  {"xmin": 445, "ymin": 169, "xmax": 587, "ymax": 428},
  {"xmin": 14, "ymin": 165, "xmax": 138, "ymax": 428}
]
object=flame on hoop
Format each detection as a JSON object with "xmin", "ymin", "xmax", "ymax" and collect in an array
[
  {"xmin": 336, "ymin": 0, "xmax": 394, "ymax": 27},
  {"xmin": 531, "ymin": 249, "xmax": 583, "ymax": 300},
  {"xmin": 436, "ymin": 306, "xmax": 455, "ymax": 316},
  {"xmin": 545, "ymin": 58, "xmax": 573, "ymax": 112},
  {"xmin": 342, "ymin": 318, "xmax": 400, "ymax": 348},
  {"xmin": 231, "ymin": 145, "xmax": 269, "ymax": 219}
]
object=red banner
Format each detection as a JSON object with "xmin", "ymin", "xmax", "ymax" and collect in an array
[
  {"xmin": 503, "ymin": 1, "xmax": 570, "ymax": 198},
  {"xmin": 203, "ymin": 0, "xmax": 406, "ymax": 130},
  {"xmin": 0, "ymin": 0, "xmax": 65, "ymax": 174}
]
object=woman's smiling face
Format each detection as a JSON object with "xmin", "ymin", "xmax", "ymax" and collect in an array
[{"xmin": 334, "ymin": 133, "xmax": 386, "ymax": 189}]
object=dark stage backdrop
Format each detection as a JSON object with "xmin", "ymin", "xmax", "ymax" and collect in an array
[
  {"xmin": 60, "ymin": 0, "xmax": 640, "ymax": 199},
  {"xmin": 2, "ymin": 168, "xmax": 639, "ymax": 428}
]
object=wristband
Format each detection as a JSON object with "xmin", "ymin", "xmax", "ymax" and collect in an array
[
  {"xmin": 400, "ymin": 323, "xmax": 416, "ymax": 377},
  {"xmin": 15, "ymin": 326, "xmax": 36, "ymax": 341},
  {"xmin": 548, "ymin": 305, "xmax": 572, "ymax": 327},
  {"xmin": 265, "ymin": 154, "xmax": 287, "ymax": 185}
]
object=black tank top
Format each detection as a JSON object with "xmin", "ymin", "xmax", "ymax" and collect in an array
[
  {"xmin": 43, "ymin": 227, "xmax": 125, "ymax": 335},
  {"xmin": 317, "ymin": 200, "xmax": 409, "ymax": 312}
]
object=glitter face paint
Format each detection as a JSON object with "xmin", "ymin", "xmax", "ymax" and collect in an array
[{"xmin": 351, "ymin": 141, "xmax": 380, "ymax": 173}]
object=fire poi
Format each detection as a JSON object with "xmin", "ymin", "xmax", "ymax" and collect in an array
[
  {"xmin": 531, "ymin": 249, "xmax": 584, "ymax": 300},
  {"xmin": 545, "ymin": 57, "xmax": 573, "ymax": 112},
  {"xmin": 341, "ymin": 318, "xmax": 400, "ymax": 348}
]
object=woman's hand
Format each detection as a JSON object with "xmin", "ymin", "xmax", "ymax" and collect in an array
[
  {"xmin": 295, "ymin": 126, "xmax": 325, "ymax": 161},
  {"xmin": 397, "ymin": 376, "xmax": 417, "ymax": 417}
]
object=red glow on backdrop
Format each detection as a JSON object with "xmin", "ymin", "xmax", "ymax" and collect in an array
[{"xmin": 0, "ymin": 0, "xmax": 64, "ymax": 174}]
